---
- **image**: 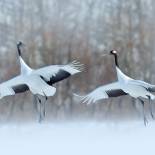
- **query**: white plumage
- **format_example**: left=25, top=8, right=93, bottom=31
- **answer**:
left=0, top=74, right=56, bottom=98
left=74, top=82, right=126, bottom=104
left=75, top=50, right=155, bottom=125
left=32, top=60, right=83, bottom=83
left=14, top=42, right=84, bottom=98
left=19, top=56, right=32, bottom=75
left=0, top=42, right=83, bottom=122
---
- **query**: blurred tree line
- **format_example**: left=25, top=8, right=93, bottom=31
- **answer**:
left=0, top=0, right=154, bottom=122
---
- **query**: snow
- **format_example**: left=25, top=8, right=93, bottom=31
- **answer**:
left=0, top=121, right=155, bottom=155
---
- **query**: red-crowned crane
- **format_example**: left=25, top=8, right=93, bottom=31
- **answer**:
left=75, top=50, right=155, bottom=125
left=1, top=42, right=83, bottom=122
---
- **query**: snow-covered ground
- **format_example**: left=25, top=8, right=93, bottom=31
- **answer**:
left=0, top=121, right=155, bottom=155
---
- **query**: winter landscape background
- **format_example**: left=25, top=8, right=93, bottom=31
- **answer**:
left=0, top=0, right=155, bottom=155
left=0, top=0, right=155, bottom=122
left=0, top=122, right=155, bottom=155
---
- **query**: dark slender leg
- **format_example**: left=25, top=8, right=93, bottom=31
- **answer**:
left=146, top=95, right=154, bottom=120
left=42, top=97, right=47, bottom=118
left=138, top=98, right=148, bottom=126
left=42, top=92, right=48, bottom=118
left=36, top=95, right=41, bottom=104
left=36, top=95, right=43, bottom=123
left=33, top=95, right=38, bottom=113
left=35, top=93, right=48, bottom=123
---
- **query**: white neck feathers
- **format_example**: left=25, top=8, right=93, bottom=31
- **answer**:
left=19, top=57, right=32, bottom=74
left=116, top=67, right=131, bottom=82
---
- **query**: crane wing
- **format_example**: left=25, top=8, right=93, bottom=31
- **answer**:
left=0, top=78, right=30, bottom=98
left=74, top=82, right=127, bottom=104
left=129, top=79, right=155, bottom=92
left=146, top=87, right=155, bottom=92
left=0, top=74, right=56, bottom=98
left=33, top=60, right=84, bottom=85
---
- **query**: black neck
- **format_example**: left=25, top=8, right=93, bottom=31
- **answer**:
left=114, top=54, right=119, bottom=67
left=17, top=45, right=21, bottom=56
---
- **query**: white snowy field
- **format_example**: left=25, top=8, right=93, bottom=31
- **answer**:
left=0, top=121, right=155, bottom=155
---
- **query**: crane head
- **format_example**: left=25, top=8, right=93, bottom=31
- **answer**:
left=109, top=50, right=117, bottom=55
left=17, top=41, right=24, bottom=48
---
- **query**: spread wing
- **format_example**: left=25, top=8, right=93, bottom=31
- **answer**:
left=74, top=82, right=127, bottom=104
left=129, top=80, right=155, bottom=92
left=0, top=77, right=30, bottom=98
left=33, top=60, right=84, bottom=85
left=0, top=74, right=57, bottom=98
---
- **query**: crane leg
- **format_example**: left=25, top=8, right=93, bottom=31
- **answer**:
left=36, top=95, right=43, bottom=123
left=36, top=93, right=48, bottom=123
left=33, top=95, right=38, bottom=113
left=146, top=95, right=154, bottom=120
left=138, top=98, right=148, bottom=126
left=42, top=92, right=48, bottom=118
